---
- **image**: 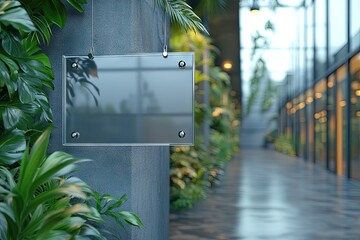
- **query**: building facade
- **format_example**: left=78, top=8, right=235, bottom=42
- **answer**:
left=279, top=0, right=360, bottom=179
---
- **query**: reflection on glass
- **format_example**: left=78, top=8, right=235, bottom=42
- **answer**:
left=63, top=53, right=194, bottom=145
left=306, top=3, right=314, bottom=86
left=351, top=0, right=360, bottom=51
left=314, top=79, right=326, bottom=167
left=336, top=65, right=347, bottom=175
left=306, top=88, right=314, bottom=161
left=315, top=0, right=326, bottom=77
left=329, top=0, right=347, bottom=64
left=328, top=74, right=336, bottom=172
left=299, top=94, right=306, bottom=157
left=350, top=53, right=360, bottom=179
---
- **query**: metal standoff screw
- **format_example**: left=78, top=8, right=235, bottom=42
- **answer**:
left=178, top=131, right=186, bottom=138
left=88, top=52, right=94, bottom=59
left=71, top=62, right=78, bottom=69
left=178, top=60, right=186, bottom=69
left=162, top=50, right=168, bottom=58
left=71, top=132, right=80, bottom=139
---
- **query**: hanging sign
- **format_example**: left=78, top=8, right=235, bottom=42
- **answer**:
left=62, top=53, right=194, bottom=146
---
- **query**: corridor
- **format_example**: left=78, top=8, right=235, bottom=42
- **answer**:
left=170, top=149, right=360, bottom=240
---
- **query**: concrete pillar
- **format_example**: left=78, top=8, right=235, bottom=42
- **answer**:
left=45, top=1, right=169, bottom=239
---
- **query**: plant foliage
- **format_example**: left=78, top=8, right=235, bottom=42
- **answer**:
left=0, top=1, right=145, bottom=238
left=169, top=30, right=239, bottom=211
left=154, top=0, right=208, bottom=34
left=0, top=128, right=105, bottom=239
left=0, top=128, right=143, bottom=239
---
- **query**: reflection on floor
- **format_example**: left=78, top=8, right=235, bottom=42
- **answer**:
left=170, top=149, right=360, bottom=240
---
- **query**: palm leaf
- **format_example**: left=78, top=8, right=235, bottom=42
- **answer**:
left=155, top=0, right=208, bottom=34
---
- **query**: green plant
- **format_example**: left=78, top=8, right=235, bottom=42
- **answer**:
left=0, top=128, right=143, bottom=239
left=154, top=0, right=208, bottom=34
left=87, top=192, right=143, bottom=239
left=0, top=1, right=54, bottom=144
left=0, top=0, right=209, bottom=164
left=170, top=184, right=206, bottom=210
left=0, top=128, right=102, bottom=239
left=274, top=134, right=296, bottom=156
left=0, top=0, right=89, bottom=165
left=169, top=28, right=239, bottom=211
left=245, top=17, right=279, bottom=116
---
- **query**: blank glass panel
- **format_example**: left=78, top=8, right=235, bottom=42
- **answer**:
left=63, top=53, right=194, bottom=145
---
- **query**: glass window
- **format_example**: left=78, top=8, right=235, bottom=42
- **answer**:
left=280, top=107, right=287, bottom=136
left=328, top=74, right=336, bottom=172
left=351, top=0, right=360, bottom=51
left=306, top=88, right=314, bottom=161
left=298, top=94, right=306, bottom=157
left=306, top=4, right=314, bottom=86
left=329, top=0, right=347, bottom=64
left=350, top=53, right=360, bottom=179
left=314, top=79, right=327, bottom=167
left=336, top=65, right=348, bottom=176
left=315, top=0, right=327, bottom=77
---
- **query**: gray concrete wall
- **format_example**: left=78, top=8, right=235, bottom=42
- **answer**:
left=45, top=1, right=169, bottom=239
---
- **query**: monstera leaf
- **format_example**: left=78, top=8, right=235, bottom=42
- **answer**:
left=0, top=129, right=26, bottom=166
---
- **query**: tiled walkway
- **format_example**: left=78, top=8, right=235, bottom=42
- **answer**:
left=170, top=149, right=360, bottom=240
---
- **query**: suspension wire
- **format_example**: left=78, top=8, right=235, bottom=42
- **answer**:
left=162, top=10, right=168, bottom=58
left=88, top=0, right=94, bottom=59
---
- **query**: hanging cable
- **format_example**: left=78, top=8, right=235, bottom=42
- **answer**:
left=88, top=0, right=95, bottom=59
left=162, top=10, right=168, bottom=58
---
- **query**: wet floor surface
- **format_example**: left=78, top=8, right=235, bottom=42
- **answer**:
left=170, top=149, right=360, bottom=240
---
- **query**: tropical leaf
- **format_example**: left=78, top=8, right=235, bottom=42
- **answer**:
left=29, top=15, right=52, bottom=44
left=0, top=129, right=26, bottom=165
left=155, top=0, right=208, bottom=34
left=0, top=1, right=36, bottom=32
left=117, top=211, right=143, bottom=227
left=0, top=129, right=105, bottom=239
left=42, top=0, right=66, bottom=28
left=2, top=105, right=34, bottom=130
left=67, top=0, right=88, bottom=13
left=87, top=192, right=144, bottom=238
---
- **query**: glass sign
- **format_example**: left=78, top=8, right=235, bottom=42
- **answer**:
left=63, top=53, right=194, bottom=146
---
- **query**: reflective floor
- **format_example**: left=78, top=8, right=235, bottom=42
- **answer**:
left=170, top=149, right=360, bottom=240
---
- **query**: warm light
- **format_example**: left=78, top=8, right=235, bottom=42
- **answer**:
left=320, top=110, right=327, bottom=117
left=328, top=81, right=334, bottom=88
left=299, top=102, right=305, bottom=109
left=222, top=60, right=233, bottom=71
left=250, top=0, right=260, bottom=13
left=212, top=107, right=223, bottom=117
left=356, top=90, right=360, bottom=96
left=306, top=97, right=314, bottom=104
left=319, top=117, right=327, bottom=123
left=315, top=92, right=322, bottom=99
left=356, top=111, right=360, bottom=117
left=352, top=81, right=359, bottom=90
left=314, top=113, right=321, bottom=119
left=290, top=108, right=296, bottom=114
left=286, top=102, right=292, bottom=109
left=352, top=97, right=357, bottom=104
left=339, top=100, right=347, bottom=107
left=232, top=120, right=240, bottom=127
